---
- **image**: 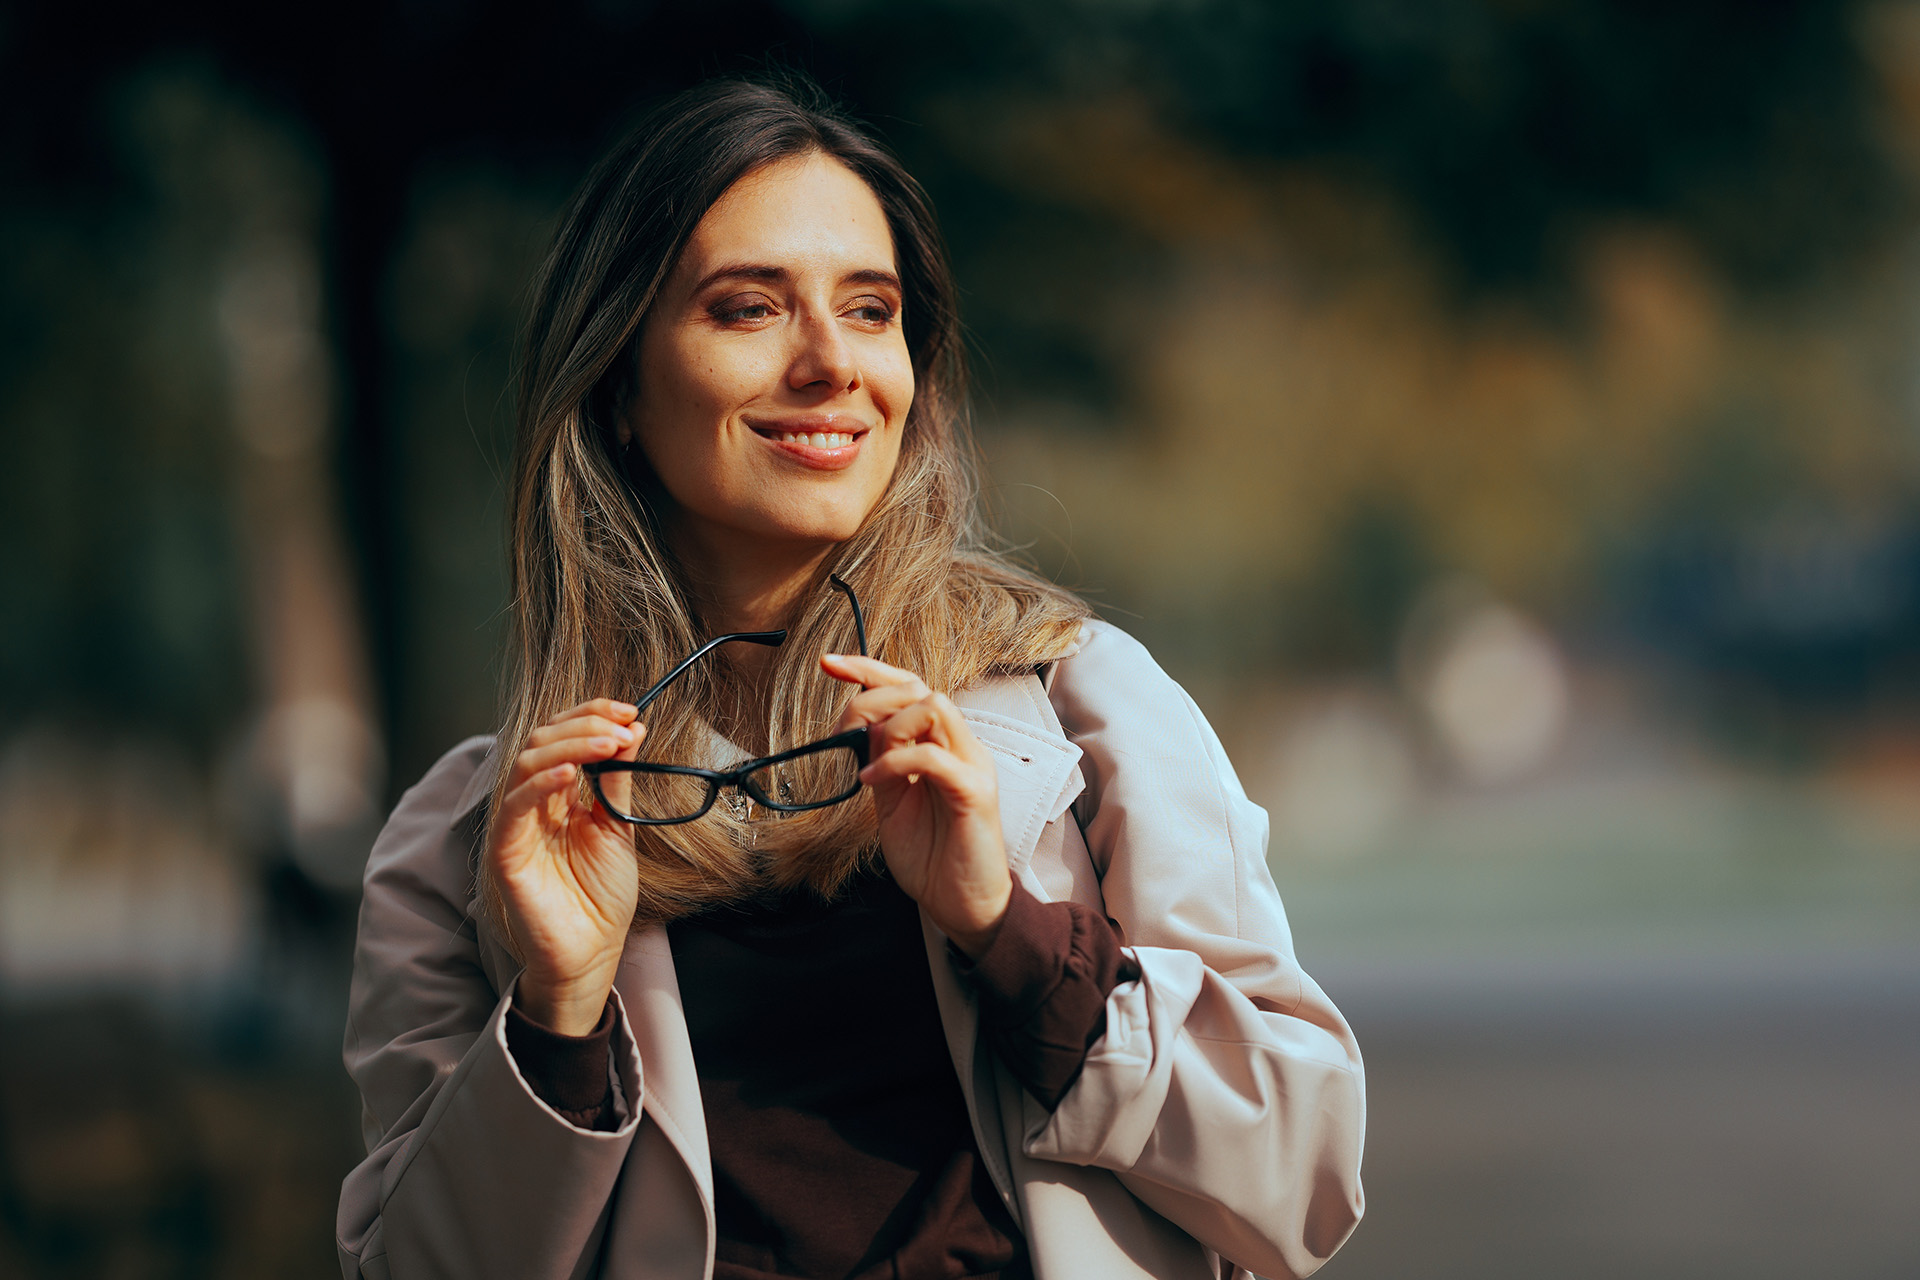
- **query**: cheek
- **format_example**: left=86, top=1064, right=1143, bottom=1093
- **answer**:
left=648, top=336, right=765, bottom=421
left=872, top=347, right=916, bottom=429
left=632, top=336, right=773, bottom=483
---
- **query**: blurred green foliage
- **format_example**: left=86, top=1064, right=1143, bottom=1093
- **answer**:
left=0, top=65, right=259, bottom=751
left=1, top=0, right=1915, bottom=779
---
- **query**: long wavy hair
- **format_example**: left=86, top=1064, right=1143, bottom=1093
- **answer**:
left=483, top=78, right=1088, bottom=931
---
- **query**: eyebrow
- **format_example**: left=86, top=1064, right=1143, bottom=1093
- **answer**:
left=691, top=263, right=903, bottom=294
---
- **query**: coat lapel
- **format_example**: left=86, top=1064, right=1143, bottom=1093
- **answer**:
left=914, top=675, right=1087, bottom=1231
left=613, top=926, right=711, bottom=1204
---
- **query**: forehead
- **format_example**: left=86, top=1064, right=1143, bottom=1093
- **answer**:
left=678, top=152, right=897, bottom=277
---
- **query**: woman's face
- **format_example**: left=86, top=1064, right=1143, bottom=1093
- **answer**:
left=627, top=151, right=913, bottom=566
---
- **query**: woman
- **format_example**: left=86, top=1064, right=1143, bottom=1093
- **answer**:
left=337, top=79, right=1364, bottom=1280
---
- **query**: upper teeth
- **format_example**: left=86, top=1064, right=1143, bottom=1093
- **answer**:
left=778, top=431, right=853, bottom=448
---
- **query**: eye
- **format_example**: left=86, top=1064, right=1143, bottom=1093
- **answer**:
left=712, top=295, right=778, bottom=326
left=845, top=296, right=897, bottom=326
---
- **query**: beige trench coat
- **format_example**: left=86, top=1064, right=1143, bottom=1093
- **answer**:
left=336, top=620, right=1366, bottom=1280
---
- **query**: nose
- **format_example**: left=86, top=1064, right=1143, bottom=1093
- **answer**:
left=786, top=310, right=860, bottom=396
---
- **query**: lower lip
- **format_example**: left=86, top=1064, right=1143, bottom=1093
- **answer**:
left=754, top=431, right=867, bottom=471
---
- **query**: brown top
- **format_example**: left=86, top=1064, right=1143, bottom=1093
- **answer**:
left=507, top=868, right=1136, bottom=1280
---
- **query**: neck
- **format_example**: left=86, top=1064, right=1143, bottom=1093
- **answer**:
left=669, top=520, right=836, bottom=662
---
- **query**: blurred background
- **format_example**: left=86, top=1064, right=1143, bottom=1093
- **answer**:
left=3, top=1, right=1917, bottom=1276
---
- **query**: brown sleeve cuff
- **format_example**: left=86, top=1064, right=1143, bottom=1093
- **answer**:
left=504, top=995, right=619, bottom=1132
left=953, top=879, right=1141, bottom=1111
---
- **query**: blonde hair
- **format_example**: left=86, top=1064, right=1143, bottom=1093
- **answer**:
left=484, top=79, right=1087, bottom=931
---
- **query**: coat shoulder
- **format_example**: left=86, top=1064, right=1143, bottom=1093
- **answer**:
left=1048, top=619, right=1211, bottom=746
left=360, top=735, right=496, bottom=920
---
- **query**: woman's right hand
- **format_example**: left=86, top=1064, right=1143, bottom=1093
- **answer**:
left=486, top=698, right=644, bottom=1036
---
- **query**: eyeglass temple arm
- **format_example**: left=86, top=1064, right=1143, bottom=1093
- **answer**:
left=827, top=574, right=868, bottom=657
left=633, top=630, right=786, bottom=715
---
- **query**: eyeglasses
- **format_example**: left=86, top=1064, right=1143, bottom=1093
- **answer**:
left=582, top=575, right=871, bottom=825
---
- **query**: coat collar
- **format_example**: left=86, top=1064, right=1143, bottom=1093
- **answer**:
left=952, top=677, right=1084, bottom=874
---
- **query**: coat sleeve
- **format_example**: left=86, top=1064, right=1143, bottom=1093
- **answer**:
left=1032, top=623, right=1366, bottom=1280
left=336, top=737, right=646, bottom=1280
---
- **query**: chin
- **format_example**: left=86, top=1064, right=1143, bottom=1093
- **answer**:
left=777, top=517, right=869, bottom=547
left=755, top=495, right=882, bottom=546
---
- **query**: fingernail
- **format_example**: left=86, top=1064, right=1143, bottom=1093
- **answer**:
left=611, top=700, right=637, bottom=716
left=614, top=725, right=636, bottom=743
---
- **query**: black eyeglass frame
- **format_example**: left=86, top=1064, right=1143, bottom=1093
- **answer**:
left=582, top=575, right=871, bottom=826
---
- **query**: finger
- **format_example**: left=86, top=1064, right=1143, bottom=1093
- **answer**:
left=527, top=714, right=643, bottom=750
left=516, top=734, right=632, bottom=780
left=549, top=698, right=639, bottom=728
left=493, top=762, right=580, bottom=859
left=873, top=693, right=996, bottom=769
left=870, top=698, right=951, bottom=751
left=831, top=681, right=929, bottom=732
left=820, top=653, right=929, bottom=692
left=860, top=742, right=993, bottom=805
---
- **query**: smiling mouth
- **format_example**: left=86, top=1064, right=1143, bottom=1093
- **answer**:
left=748, top=423, right=870, bottom=470
left=762, top=429, right=859, bottom=449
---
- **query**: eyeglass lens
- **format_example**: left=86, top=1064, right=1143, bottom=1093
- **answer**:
left=739, top=744, right=864, bottom=811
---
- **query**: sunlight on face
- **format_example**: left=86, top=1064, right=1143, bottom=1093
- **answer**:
left=628, top=152, right=913, bottom=568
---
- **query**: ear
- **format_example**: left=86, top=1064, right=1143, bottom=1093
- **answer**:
left=598, top=337, right=642, bottom=455
left=611, top=385, right=643, bottom=459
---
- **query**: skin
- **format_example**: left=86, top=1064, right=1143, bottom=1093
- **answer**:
left=487, top=153, right=1013, bottom=1036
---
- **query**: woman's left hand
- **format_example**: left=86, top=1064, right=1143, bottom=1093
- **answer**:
left=823, top=653, right=1010, bottom=957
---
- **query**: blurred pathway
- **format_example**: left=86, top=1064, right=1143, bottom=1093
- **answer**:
left=1316, top=947, right=1920, bottom=1279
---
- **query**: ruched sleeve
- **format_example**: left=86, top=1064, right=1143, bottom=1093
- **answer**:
left=954, top=878, right=1140, bottom=1110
